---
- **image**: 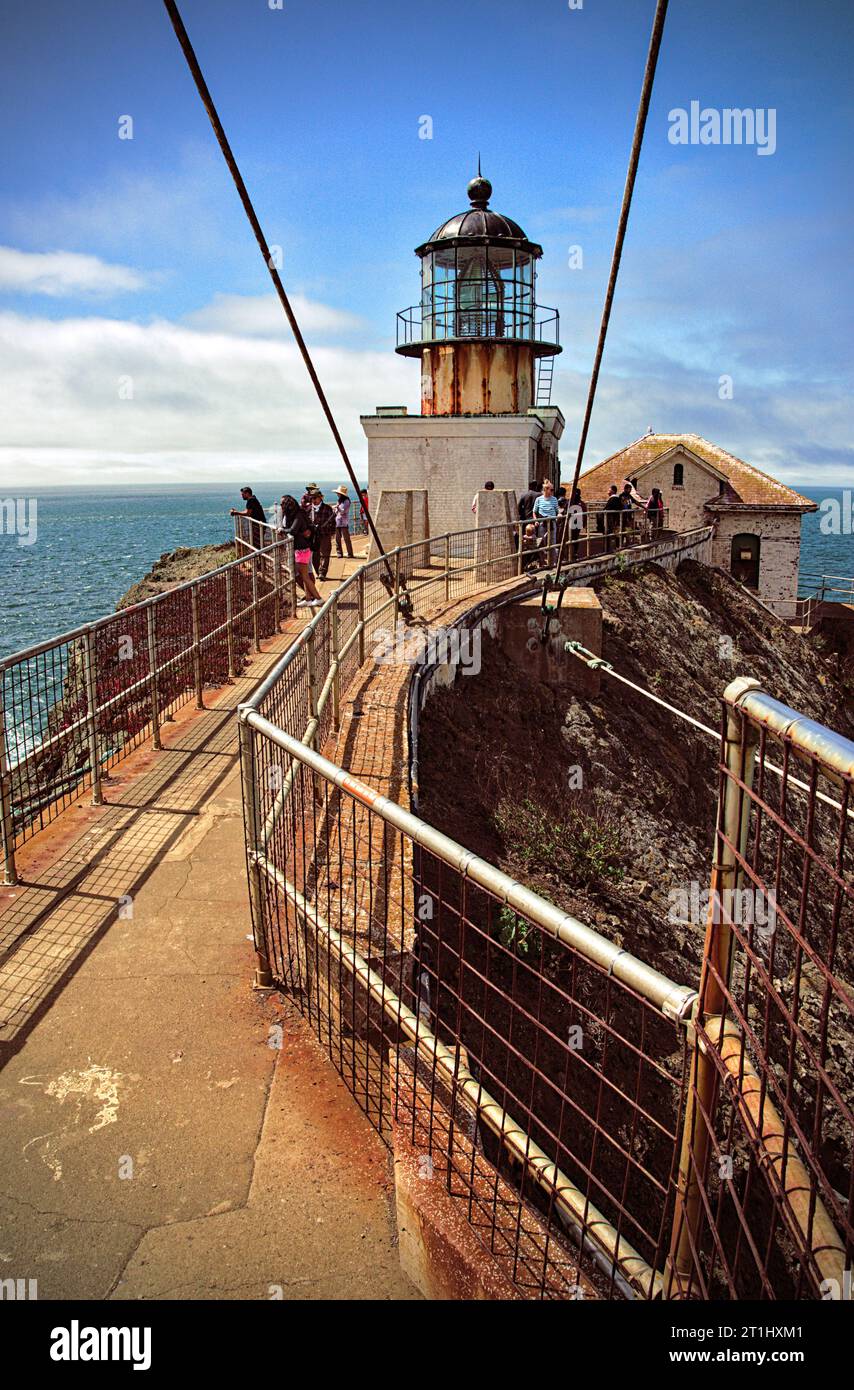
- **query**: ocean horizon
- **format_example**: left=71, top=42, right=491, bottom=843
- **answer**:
left=0, top=481, right=851, bottom=662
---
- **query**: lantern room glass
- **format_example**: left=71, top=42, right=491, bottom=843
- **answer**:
left=420, top=246, right=535, bottom=342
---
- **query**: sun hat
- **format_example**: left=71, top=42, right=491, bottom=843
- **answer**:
left=335, top=485, right=349, bottom=496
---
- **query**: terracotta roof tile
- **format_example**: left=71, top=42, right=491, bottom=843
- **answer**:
left=574, top=434, right=816, bottom=510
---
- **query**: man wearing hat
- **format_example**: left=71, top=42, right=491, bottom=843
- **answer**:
left=334, top=485, right=353, bottom=558
left=300, top=482, right=321, bottom=511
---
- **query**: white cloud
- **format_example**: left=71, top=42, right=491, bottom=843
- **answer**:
left=0, top=246, right=152, bottom=298
left=183, top=292, right=364, bottom=339
left=0, top=306, right=415, bottom=486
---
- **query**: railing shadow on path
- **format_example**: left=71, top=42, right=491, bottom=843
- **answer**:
left=0, top=643, right=291, bottom=1061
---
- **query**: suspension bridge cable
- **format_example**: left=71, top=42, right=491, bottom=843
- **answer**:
left=160, top=0, right=399, bottom=593
left=550, top=0, right=670, bottom=588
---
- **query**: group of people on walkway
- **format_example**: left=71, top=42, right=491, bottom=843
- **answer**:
left=230, top=483, right=369, bottom=609
left=504, top=476, right=665, bottom=568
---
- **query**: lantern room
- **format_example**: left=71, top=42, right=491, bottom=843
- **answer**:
left=396, top=171, right=561, bottom=416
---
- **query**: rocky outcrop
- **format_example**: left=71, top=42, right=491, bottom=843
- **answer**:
left=115, top=543, right=235, bottom=609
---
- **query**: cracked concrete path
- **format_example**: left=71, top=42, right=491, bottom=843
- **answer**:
left=0, top=593, right=417, bottom=1301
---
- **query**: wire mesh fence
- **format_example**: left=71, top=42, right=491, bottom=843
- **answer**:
left=243, top=714, right=696, bottom=1300
left=1, top=539, right=294, bottom=879
left=239, top=520, right=710, bottom=1299
left=240, top=528, right=853, bottom=1302
left=667, top=684, right=854, bottom=1300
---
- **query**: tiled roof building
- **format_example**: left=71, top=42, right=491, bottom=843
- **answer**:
left=576, top=433, right=816, bottom=617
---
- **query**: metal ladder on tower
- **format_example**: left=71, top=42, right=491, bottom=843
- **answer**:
left=535, top=354, right=555, bottom=408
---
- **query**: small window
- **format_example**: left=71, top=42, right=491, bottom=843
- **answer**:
left=673, top=462, right=684, bottom=487
left=719, top=478, right=726, bottom=495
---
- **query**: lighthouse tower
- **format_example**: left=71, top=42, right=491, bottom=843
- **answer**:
left=362, top=171, right=563, bottom=542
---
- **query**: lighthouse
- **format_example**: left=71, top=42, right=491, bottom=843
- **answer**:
left=362, top=171, right=564, bottom=542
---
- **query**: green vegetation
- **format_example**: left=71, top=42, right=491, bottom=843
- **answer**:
left=493, top=793, right=626, bottom=891
left=497, top=906, right=538, bottom=957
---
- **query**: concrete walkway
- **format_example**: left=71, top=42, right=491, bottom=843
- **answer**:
left=0, top=547, right=417, bottom=1300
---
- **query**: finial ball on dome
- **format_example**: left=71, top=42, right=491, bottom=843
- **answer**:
left=467, top=173, right=492, bottom=208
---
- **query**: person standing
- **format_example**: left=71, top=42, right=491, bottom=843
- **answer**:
left=604, top=484, right=623, bottom=552
left=334, top=485, right=354, bottom=557
left=533, top=479, right=559, bottom=560
left=230, top=486, right=267, bottom=549
left=517, top=479, right=540, bottom=554
left=619, top=481, right=637, bottom=545
left=518, top=479, right=540, bottom=522
left=280, top=495, right=323, bottom=607
left=309, top=491, right=335, bottom=580
left=566, top=487, right=587, bottom=562
left=646, top=486, right=665, bottom=533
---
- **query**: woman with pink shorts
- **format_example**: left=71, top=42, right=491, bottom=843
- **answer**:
left=279, top=495, right=323, bottom=607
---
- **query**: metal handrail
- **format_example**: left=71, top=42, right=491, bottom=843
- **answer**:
left=0, top=534, right=295, bottom=883
left=396, top=301, right=560, bottom=349
left=244, top=709, right=692, bottom=1298
left=237, top=520, right=718, bottom=1298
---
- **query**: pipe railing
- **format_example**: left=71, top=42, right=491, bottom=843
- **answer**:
left=1, top=534, right=295, bottom=884
left=238, top=519, right=852, bottom=1301
left=236, top=520, right=727, bottom=1299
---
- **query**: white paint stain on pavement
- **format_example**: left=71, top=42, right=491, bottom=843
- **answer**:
left=19, top=1063, right=124, bottom=1180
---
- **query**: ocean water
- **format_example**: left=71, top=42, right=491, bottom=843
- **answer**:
left=0, top=482, right=343, bottom=662
left=0, top=482, right=851, bottom=662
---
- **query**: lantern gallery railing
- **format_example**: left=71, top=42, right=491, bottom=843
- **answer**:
left=0, top=536, right=295, bottom=884
left=396, top=301, right=560, bottom=352
left=237, top=520, right=853, bottom=1300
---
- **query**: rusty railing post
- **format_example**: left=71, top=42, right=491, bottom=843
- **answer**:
left=331, top=592, right=341, bottom=732
left=0, top=667, right=18, bottom=886
left=393, top=547, right=401, bottom=629
left=251, top=551, right=261, bottom=653
left=190, top=583, right=204, bottom=710
left=82, top=626, right=103, bottom=806
left=238, top=712, right=273, bottom=990
left=146, top=604, right=161, bottom=751
left=273, top=542, right=283, bottom=631
left=444, top=534, right=451, bottom=601
left=286, top=538, right=298, bottom=618
left=357, top=568, right=366, bottom=666
left=665, top=676, right=761, bottom=1298
left=225, top=566, right=236, bottom=680
left=306, top=624, right=318, bottom=749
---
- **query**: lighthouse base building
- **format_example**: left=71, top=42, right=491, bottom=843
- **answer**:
left=362, top=405, right=564, bottom=541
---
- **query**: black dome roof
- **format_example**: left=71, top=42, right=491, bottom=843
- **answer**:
left=429, top=206, right=528, bottom=241
left=418, top=173, right=538, bottom=252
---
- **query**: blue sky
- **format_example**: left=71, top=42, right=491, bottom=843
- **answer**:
left=0, top=0, right=851, bottom=487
